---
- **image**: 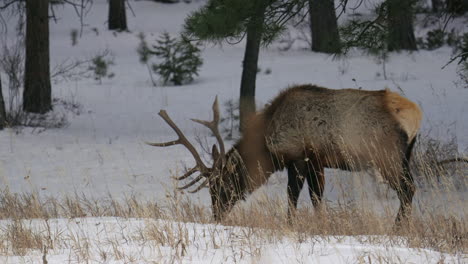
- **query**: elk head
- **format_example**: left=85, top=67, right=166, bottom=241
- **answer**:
left=147, top=97, right=246, bottom=221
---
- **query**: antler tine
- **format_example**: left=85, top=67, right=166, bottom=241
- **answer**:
left=172, top=167, right=198, bottom=181
left=147, top=110, right=210, bottom=174
left=177, top=174, right=205, bottom=190
left=146, top=140, right=179, bottom=147
left=191, top=96, right=226, bottom=161
left=187, top=179, right=209, bottom=193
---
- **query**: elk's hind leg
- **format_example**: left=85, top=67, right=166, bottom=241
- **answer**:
left=393, top=136, right=417, bottom=227
left=287, top=159, right=325, bottom=222
left=287, top=161, right=306, bottom=221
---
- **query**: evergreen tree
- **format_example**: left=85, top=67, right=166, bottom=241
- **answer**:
left=138, top=32, right=203, bottom=86
left=152, top=33, right=202, bottom=85
left=176, top=36, right=203, bottom=85
left=108, top=0, right=127, bottom=31
left=446, top=0, right=468, bottom=14
left=238, top=2, right=266, bottom=131
left=341, top=0, right=417, bottom=52
left=308, top=0, right=341, bottom=53
left=387, top=0, right=417, bottom=51
left=184, top=0, right=309, bottom=130
left=0, top=75, right=6, bottom=130
left=432, top=0, right=443, bottom=12
left=1, top=0, right=90, bottom=116
left=23, top=0, right=52, bottom=113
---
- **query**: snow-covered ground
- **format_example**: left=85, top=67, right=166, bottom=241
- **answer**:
left=0, top=0, right=467, bottom=263
left=0, top=217, right=463, bottom=263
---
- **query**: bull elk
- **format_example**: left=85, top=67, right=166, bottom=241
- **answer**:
left=148, top=85, right=423, bottom=225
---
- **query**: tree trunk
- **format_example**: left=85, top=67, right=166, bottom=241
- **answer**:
left=446, top=0, right=468, bottom=14
left=239, top=3, right=266, bottom=131
left=309, top=0, right=341, bottom=53
left=432, top=0, right=443, bottom=12
left=0, top=75, right=6, bottom=130
left=387, top=0, right=417, bottom=51
left=23, top=0, right=52, bottom=114
left=108, top=0, right=127, bottom=31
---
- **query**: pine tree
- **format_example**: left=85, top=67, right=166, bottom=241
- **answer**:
left=432, top=0, right=443, bottom=12
left=152, top=33, right=176, bottom=84
left=138, top=32, right=203, bottom=86
left=446, top=0, right=468, bottom=15
left=23, top=0, right=52, bottom=113
left=239, top=2, right=266, bottom=131
left=184, top=0, right=309, bottom=130
left=340, top=0, right=417, bottom=52
left=0, top=75, right=6, bottom=130
left=387, top=0, right=417, bottom=51
left=308, top=0, right=341, bottom=53
left=108, top=0, right=127, bottom=31
left=176, top=36, right=203, bottom=84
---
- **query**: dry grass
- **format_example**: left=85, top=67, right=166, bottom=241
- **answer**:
left=0, top=139, right=466, bottom=262
left=412, top=131, right=467, bottom=186
left=0, top=220, right=44, bottom=256
left=0, top=189, right=465, bottom=262
left=1, top=184, right=464, bottom=257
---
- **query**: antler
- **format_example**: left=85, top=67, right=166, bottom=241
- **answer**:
left=147, top=110, right=211, bottom=192
left=191, top=96, right=226, bottom=165
left=147, top=97, right=226, bottom=193
left=437, top=157, right=468, bottom=166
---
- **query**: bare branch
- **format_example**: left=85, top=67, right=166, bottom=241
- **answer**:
left=0, top=0, right=19, bottom=10
left=51, top=58, right=92, bottom=82
left=126, top=0, right=136, bottom=17
left=62, top=0, right=93, bottom=36
left=442, top=51, right=468, bottom=68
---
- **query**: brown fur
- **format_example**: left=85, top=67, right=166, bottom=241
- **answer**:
left=234, top=85, right=421, bottom=191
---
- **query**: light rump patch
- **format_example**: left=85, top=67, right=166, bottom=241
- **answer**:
left=383, top=89, right=423, bottom=141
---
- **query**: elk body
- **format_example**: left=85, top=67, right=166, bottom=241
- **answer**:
left=149, top=84, right=422, bottom=225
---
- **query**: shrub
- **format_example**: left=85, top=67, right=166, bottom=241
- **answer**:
left=70, top=29, right=78, bottom=46
left=137, top=32, right=203, bottom=86
left=0, top=39, right=25, bottom=126
left=340, top=15, right=389, bottom=79
left=220, top=99, right=240, bottom=140
left=425, top=29, right=445, bottom=50
left=446, top=0, right=468, bottom=15
left=457, top=61, right=468, bottom=88
left=419, top=30, right=468, bottom=54
left=455, top=33, right=468, bottom=54
left=88, top=50, right=114, bottom=84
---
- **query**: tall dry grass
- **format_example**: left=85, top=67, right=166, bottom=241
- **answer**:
left=0, top=136, right=466, bottom=260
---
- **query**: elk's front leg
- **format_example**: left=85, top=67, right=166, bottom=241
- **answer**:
left=304, top=161, right=325, bottom=208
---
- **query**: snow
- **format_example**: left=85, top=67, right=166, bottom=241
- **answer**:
left=0, top=0, right=467, bottom=263
left=0, top=217, right=462, bottom=263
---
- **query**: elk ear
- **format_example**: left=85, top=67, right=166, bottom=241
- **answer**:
left=212, top=144, right=220, bottom=163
